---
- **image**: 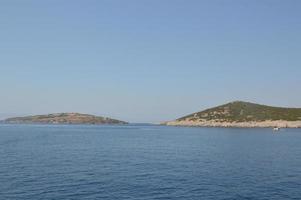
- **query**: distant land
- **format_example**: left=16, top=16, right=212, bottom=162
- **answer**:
left=3, top=113, right=127, bottom=125
left=164, top=101, right=301, bottom=128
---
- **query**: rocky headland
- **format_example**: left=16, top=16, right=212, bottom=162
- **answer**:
left=164, top=101, right=301, bottom=128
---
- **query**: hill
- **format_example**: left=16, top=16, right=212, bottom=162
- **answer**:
left=165, top=101, right=301, bottom=128
left=4, top=113, right=127, bottom=125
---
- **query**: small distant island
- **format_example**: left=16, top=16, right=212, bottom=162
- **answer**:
left=4, top=113, right=128, bottom=125
left=163, top=101, right=301, bottom=128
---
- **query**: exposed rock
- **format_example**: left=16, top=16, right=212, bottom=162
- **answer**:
left=164, top=101, right=301, bottom=128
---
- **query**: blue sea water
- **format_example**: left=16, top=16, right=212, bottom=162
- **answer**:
left=0, top=124, right=301, bottom=200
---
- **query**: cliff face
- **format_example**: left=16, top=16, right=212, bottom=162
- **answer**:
left=165, top=101, right=301, bottom=128
left=4, top=113, right=128, bottom=125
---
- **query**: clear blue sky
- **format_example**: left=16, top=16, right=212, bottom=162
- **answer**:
left=0, top=0, right=301, bottom=123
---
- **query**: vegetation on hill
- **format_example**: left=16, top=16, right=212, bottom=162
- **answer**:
left=4, top=113, right=127, bottom=125
left=178, top=101, right=301, bottom=122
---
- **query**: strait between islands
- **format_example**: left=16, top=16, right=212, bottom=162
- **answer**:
left=163, top=101, right=301, bottom=128
left=3, top=101, right=301, bottom=128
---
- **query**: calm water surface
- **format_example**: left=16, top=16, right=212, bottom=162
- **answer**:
left=0, top=124, right=301, bottom=200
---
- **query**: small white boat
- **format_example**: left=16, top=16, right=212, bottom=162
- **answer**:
left=273, top=127, right=280, bottom=131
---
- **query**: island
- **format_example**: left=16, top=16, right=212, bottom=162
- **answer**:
left=163, top=101, right=301, bottom=128
left=4, top=113, right=128, bottom=125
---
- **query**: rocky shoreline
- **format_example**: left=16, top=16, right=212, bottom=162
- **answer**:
left=165, top=120, right=301, bottom=128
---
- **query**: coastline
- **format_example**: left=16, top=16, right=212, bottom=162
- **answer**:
left=165, top=120, right=301, bottom=128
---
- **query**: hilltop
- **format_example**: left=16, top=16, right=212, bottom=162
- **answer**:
left=4, top=113, right=127, bottom=125
left=165, top=101, right=301, bottom=128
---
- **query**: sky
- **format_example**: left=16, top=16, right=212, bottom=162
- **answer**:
left=0, top=0, right=301, bottom=123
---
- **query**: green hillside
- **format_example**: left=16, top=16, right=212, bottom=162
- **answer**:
left=178, top=101, right=301, bottom=122
left=4, top=113, right=128, bottom=125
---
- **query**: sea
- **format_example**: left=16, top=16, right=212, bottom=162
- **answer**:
left=0, top=124, right=301, bottom=200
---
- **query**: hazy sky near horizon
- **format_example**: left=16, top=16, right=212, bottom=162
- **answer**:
left=1, top=0, right=301, bottom=122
